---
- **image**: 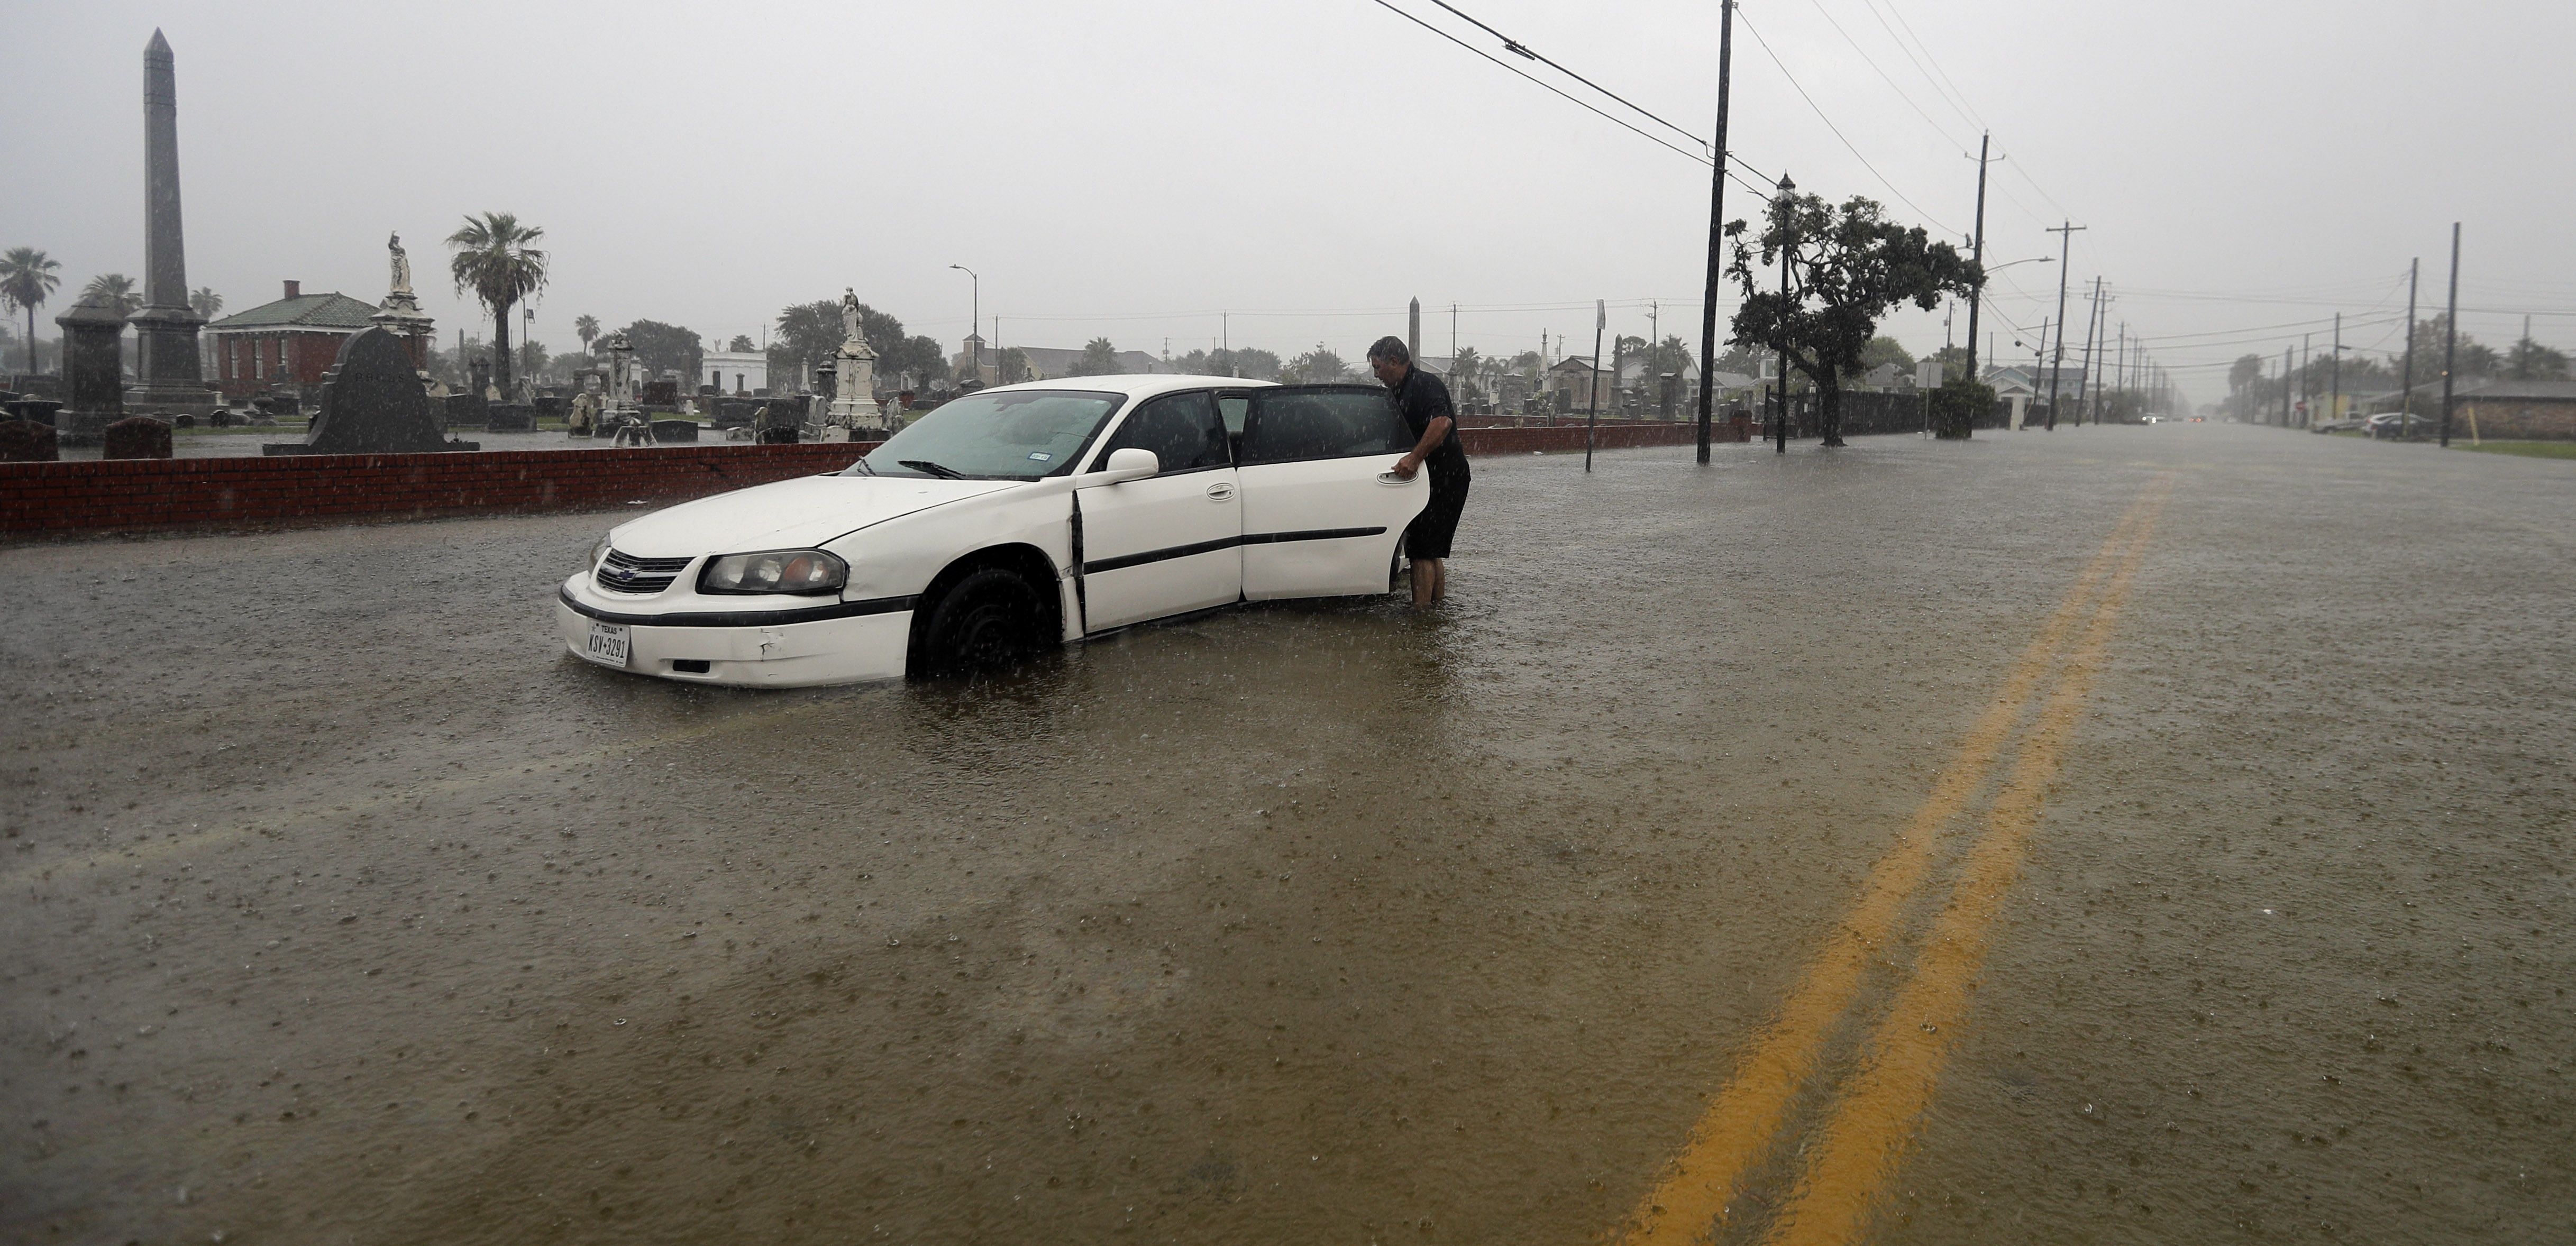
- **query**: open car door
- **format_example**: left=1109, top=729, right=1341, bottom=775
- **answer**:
left=1225, top=385, right=1427, bottom=600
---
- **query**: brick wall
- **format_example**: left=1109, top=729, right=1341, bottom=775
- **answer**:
left=2, top=442, right=876, bottom=536
left=2, top=423, right=1732, bottom=538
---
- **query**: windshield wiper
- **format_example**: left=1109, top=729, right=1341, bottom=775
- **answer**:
left=899, top=459, right=967, bottom=480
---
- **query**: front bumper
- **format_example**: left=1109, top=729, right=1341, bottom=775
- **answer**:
left=556, top=581, right=913, bottom=687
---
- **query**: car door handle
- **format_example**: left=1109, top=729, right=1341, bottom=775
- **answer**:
left=1205, top=481, right=1236, bottom=501
left=1376, top=471, right=1414, bottom=485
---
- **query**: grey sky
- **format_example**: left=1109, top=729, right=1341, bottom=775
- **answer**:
left=11, top=1, right=2570, bottom=402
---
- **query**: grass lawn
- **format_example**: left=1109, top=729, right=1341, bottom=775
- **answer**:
left=2450, top=440, right=2576, bottom=460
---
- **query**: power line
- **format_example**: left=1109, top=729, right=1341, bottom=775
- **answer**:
left=1857, top=0, right=1987, bottom=133
left=1366, top=0, right=1711, bottom=167
left=1799, top=0, right=1967, bottom=149
left=1423, top=0, right=1710, bottom=154
left=1734, top=6, right=1960, bottom=234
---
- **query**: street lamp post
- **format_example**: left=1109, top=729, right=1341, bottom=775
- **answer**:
left=949, top=264, right=979, bottom=385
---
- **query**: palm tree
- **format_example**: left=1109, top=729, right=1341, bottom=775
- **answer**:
left=1, top=248, right=62, bottom=372
left=445, top=212, right=549, bottom=390
left=83, top=273, right=142, bottom=316
left=1451, top=345, right=1483, bottom=398
left=190, top=286, right=223, bottom=319
left=574, top=314, right=599, bottom=355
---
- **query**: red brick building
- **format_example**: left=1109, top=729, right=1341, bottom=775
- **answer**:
left=203, top=281, right=404, bottom=399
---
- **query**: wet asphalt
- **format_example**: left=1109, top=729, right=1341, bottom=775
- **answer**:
left=3, top=424, right=2570, bottom=1245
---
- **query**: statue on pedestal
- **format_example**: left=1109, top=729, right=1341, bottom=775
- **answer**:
left=840, top=288, right=864, bottom=348
left=388, top=232, right=415, bottom=297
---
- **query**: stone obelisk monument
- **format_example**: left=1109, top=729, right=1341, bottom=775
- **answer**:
left=124, top=30, right=218, bottom=420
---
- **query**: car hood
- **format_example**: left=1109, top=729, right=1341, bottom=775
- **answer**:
left=609, top=473, right=1023, bottom=556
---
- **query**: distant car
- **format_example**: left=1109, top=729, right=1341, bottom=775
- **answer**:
left=556, top=375, right=1429, bottom=687
left=2312, top=417, right=2369, bottom=434
left=2141, top=415, right=2163, bottom=424
left=2365, top=411, right=2436, bottom=439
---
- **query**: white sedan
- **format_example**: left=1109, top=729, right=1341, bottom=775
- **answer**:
left=556, top=375, right=1429, bottom=686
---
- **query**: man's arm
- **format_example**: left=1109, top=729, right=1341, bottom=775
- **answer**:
left=1392, top=378, right=1454, bottom=480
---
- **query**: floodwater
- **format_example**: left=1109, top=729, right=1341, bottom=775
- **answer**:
left=4, top=426, right=2570, bottom=1244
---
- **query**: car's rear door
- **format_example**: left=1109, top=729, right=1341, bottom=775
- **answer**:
left=1229, top=385, right=1426, bottom=600
left=1074, top=389, right=1242, bottom=630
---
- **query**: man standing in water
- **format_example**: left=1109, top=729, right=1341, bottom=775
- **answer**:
left=1369, top=336, right=1470, bottom=607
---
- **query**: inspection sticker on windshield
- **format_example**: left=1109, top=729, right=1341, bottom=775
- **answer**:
left=583, top=621, right=631, bottom=668
left=1027, top=451, right=1052, bottom=461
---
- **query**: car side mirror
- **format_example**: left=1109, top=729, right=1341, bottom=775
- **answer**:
left=1080, top=447, right=1158, bottom=487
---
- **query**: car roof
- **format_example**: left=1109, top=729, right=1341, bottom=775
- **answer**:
left=971, top=373, right=1281, bottom=400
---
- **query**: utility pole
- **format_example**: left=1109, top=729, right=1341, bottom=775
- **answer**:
left=1964, top=133, right=1990, bottom=386
left=1585, top=299, right=1604, bottom=472
left=2440, top=222, right=2461, bottom=447
left=2331, top=312, right=2342, bottom=426
left=2398, top=258, right=2419, bottom=439
left=1695, top=0, right=1736, bottom=464
left=2281, top=346, right=2292, bottom=427
left=1774, top=171, right=1795, bottom=454
left=2030, top=318, right=2048, bottom=430
left=949, top=264, right=979, bottom=383
left=2299, top=333, right=2310, bottom=428
left=2043, top=222, right=2085, bottom=430
left=2071, top=275, right=2091, bottom=425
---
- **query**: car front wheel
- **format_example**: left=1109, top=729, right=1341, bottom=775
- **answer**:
left=915, top=567, right=1047, bottom=676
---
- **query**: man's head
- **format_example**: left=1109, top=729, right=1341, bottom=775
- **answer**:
left=1367, top=336, right=1411, bottom=386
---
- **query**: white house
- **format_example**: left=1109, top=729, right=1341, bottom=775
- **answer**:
left=705, top=350, right=768, bottom=395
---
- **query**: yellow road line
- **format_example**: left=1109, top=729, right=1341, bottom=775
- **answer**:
left=4, top=700, right=826, bottom=888
left=1616, top=482, right=2172, bottom=1244
left=1758, top=484, right=2168, bottom=1246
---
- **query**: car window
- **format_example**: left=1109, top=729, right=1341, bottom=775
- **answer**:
left=847, top=389, right=1125, bottom=480
left=1217, top=395, right=1249, bottom=436
left=1093, top=391, right=1229, bottom=474
left=1238, top=387, right=1411, bottom=466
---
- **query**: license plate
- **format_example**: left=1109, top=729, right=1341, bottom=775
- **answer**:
left=583, top=621, right=631, bottom=668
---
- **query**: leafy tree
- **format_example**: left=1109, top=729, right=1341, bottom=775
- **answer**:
left=727, top=334, right=755, bottom=352
left=882, top=335, right=951, bottom=388
left=618, top=319, right=701, bottom=382
left=574, top=314, right=599, bottom=354
left=997, top=347, right=1031, bottom=386
left=2227, top=354, right=2266, bottom=419
left=1929, top=344, right=1971, bottom=384
left=773, top=298, right=917, bottom=386
left=1070, top=337, right=1122, bottom=377
left=2, top=247, right=63, bottom=371
left=1725, top=193, right=1976, bottom=446
left=189, top=286, right=223, bottom=319
left=445, top=212, right=549, bottom=391
left=1214, top=346, right=1279, bottom=380
left=1853, top=335, right=1915, bottom=383
left=1285, top=345, right=1348, bottom=383
left=2509, top=335, right=2570, bottom=381
left=84, top=273, right=142, bottom=316
left=1711, top=341, right=1763, bottom=377
left=518, top=337, right=549, bottom=380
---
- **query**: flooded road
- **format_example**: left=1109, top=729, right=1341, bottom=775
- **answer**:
left=6, top=425, right=2571, bottom=1244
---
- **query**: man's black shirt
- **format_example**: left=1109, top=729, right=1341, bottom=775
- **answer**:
left=1388, top=365, right=1468, bottom=474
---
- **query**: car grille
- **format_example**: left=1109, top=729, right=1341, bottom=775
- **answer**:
left=595, top=549, right=693, bottom=594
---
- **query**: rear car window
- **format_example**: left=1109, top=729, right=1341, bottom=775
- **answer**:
left=1238, top=388, right=1411, bottom=465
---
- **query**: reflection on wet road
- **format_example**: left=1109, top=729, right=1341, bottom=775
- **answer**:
left=5, top=426, right=2571, bottom=1244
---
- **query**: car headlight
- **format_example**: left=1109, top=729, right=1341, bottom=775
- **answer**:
left=699, top=549, right=848, bottom=595
left=587, top=536, right=611, bottom=573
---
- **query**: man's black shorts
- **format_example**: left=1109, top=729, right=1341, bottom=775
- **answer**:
left=1405, top=464, right=1471, bottom=561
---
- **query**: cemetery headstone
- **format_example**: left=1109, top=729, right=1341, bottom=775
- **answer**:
left=102, top=416, right=175, bottom=460
left=4, top=398, right=65, bottom=427
left=0, top=419, right=60, bottom=462
left=641, top=380, right=679, bottom=409
left=54, top=294, right=128, bottom=442
left=486, top=403, right=536, bottom=433
left=650, top=419, right=699, bottom=443
left=264, top=326, right=476, bottom=455
left=445, top=392, right=488, bottom=427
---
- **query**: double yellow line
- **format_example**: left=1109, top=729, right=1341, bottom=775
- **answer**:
left=1619, top=475, right=2175, bottom=1246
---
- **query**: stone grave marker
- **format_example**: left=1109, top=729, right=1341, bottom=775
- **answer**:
left=649, top=419, right=699, bottom=442
left=265, top=327, right=476, bottom=455
left=55, top=294, right=128, bottom=443
left=486, top=403, right=536, bottom=432
left=641, top=380, right=680, bottom=410
left=103, top=416, right=175, bottom=460
left=0, top=420, right=60, bottom=461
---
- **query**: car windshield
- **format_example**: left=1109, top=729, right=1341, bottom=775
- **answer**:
left=847, top=390, right=1126, bottom=480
